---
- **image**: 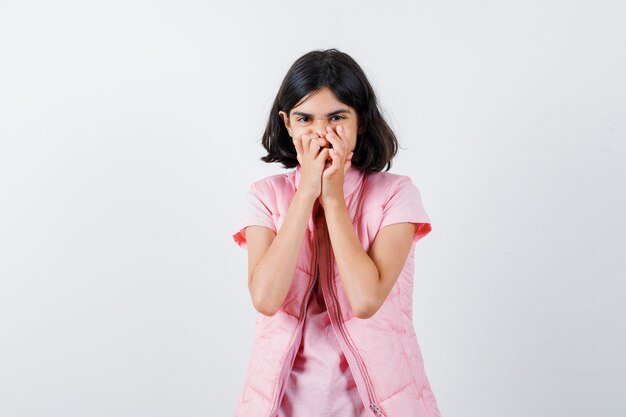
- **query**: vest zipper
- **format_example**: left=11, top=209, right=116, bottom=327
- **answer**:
left=321, top=221, right=386, bottom=417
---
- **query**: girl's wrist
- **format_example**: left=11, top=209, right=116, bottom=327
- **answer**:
left=321, top=196, right=346, bottom=212
left=294, top=188, right=318, bottom=206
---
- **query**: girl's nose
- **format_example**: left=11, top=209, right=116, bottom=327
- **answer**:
left=313, top=120, right=330, bottom=138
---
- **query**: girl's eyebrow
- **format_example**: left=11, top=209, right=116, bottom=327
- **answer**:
left=292, top=109, right=351, bottom=118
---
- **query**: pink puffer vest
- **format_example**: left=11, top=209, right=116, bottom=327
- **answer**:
left=232, top=165, right=442, bottom=417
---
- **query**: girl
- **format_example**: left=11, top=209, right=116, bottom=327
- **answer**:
left=232, top=49, right=442, bottom=417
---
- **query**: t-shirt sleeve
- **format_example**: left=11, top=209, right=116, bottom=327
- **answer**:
left=380, top=177, right=432, bottom=243
left=232, top=182, right=277, bottom=250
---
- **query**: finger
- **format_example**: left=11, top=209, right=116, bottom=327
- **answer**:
left=300, top=132, right=319, bottom=147
left=326, top=127, right=347, bottom=155
left=336, top=125, right=350, bottom=143
left=310, top=137, right=327, bottom=155
left=343, top=158, right=352, bottom=174
left=323, top=156, right=333, bottom=173
left=328, top=153, right=340, bottom=175
left=316, top=147, right=330, bottom=163
left=324, top=128, right=346, bottom=157
left=300, top=133, right=319, bottom=155
left=329, top=125, right=349, bottom=148
left=293, top=138, right=304, bottom=157
left=328, top=148, right=340, bottom=170
left=321, top=150, right=333, bottom=171
left=303, top=132, right=323, bottom=141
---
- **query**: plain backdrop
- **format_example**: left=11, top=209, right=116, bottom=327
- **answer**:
left=1, top=1, right=624, bottom=416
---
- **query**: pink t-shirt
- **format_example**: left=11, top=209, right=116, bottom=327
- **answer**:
left=277, top=277, right=368, bottom=417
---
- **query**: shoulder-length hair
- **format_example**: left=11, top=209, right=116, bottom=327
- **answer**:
left=260, top=48, right=398, bottom=172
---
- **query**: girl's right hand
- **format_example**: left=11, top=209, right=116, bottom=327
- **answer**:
left=293, top=132, right=330, bottom=200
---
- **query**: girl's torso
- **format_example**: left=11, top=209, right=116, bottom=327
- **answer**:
left=233, top=165, right=441, bottom=417
left=277, top=277, right=368, bottom=417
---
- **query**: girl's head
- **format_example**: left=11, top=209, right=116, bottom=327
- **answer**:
left=261, top=48, right=398, bottom=172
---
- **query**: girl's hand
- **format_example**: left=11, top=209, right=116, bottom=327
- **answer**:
left=293, top=132, right=331, bottom=200
left=320, top=125, right=354, bottom=209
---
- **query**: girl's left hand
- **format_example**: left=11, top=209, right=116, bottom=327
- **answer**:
left=320, top=125, right=354, bottom=209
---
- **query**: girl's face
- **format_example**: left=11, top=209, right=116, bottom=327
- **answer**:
left=279, top=86, right=361, bottom=154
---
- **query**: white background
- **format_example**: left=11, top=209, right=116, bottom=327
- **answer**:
left=1, top=1, right=624, bottom=416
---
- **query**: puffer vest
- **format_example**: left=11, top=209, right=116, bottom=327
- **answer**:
left=232, top=165, right=442, bottom=417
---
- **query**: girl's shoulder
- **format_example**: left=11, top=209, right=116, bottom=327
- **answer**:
left=365, top=169, right=413, bottom=185
left=364, top=170, right=422, bottom=199
left=247, top=169, right=297, bottom=198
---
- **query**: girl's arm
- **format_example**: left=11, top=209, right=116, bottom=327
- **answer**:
left=324, top=199, right=415, bottom=319
left=245, top=189, right=317, bottom=316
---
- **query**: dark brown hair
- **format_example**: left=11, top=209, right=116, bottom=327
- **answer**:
left=260, top=48, right=398, bottom=172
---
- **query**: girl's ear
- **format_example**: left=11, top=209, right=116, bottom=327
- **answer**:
left=278, top=111, right=292, bottom=137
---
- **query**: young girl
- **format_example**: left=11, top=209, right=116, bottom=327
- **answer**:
left=232, top=49, right=442, bottom=417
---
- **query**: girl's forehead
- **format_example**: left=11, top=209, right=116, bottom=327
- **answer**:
left=292, top=88, right=355, bottom=114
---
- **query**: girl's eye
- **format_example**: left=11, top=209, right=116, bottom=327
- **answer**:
left=296, top=115, right=344, bottom=123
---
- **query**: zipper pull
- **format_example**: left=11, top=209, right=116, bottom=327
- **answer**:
left=370, top=403, right=384, bottom=416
